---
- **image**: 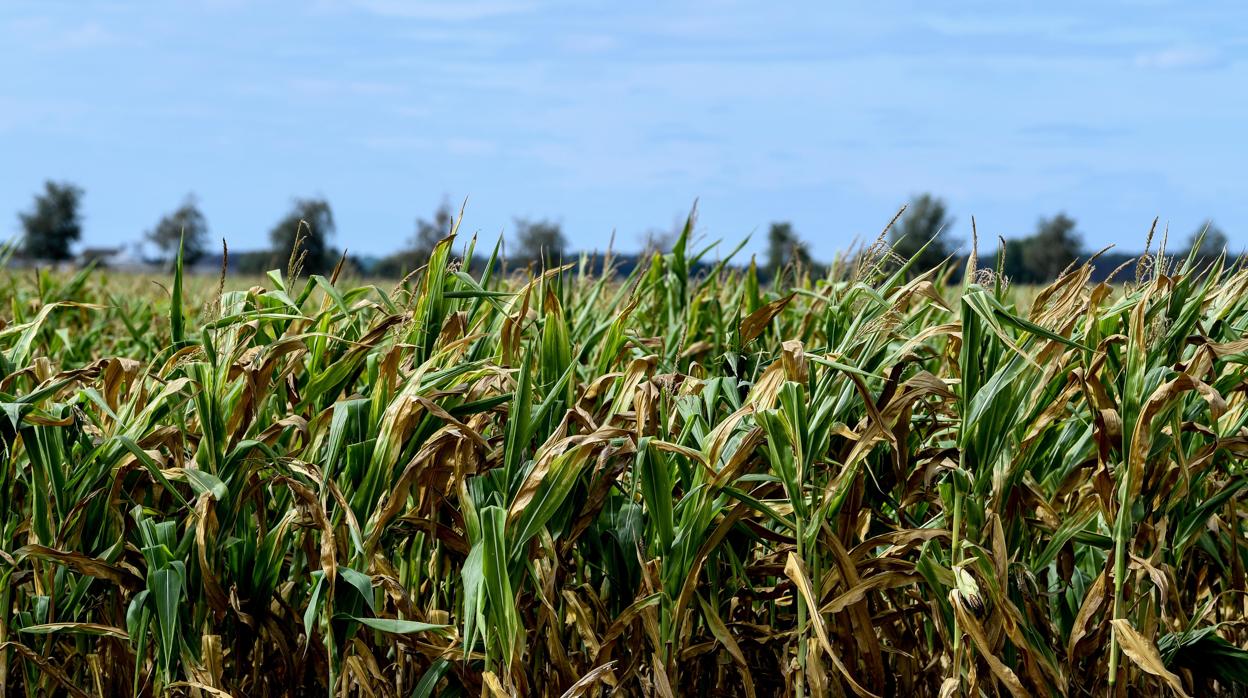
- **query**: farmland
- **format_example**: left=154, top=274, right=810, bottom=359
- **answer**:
left=1, top=222, right=1247, bottom=697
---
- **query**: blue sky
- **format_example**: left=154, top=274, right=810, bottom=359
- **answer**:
left=3, top=1, right=1247, bottom=260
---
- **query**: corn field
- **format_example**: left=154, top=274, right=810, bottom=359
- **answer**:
left=2, top=218, right=1247, bottom=697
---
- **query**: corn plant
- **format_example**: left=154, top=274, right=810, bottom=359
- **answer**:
left=0, top=220, right=1246, bottom=696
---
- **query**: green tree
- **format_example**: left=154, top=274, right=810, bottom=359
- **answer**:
left=1022, top=213, right=1082, bottom=282
left=890, top=194, right=955, bottom=272
left=20, top=181, right=84, bottom=262
left=269, top=197, right=336, bottom=276
left=513, top=218, right=566, bottom=266
left=765, top=221, right=811, bottom=277
left=147, top=194, right=209, bottom=267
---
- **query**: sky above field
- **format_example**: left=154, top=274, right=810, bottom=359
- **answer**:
left=4, top=1, right=1248, bottom=260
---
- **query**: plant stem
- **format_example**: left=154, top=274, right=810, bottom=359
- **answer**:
left=0, top=571, right=10, bottom=698
left=951, top=479, right=964, bottom=656
left=796, top=525, right=808, bottom=697
left=1108, top=464, right=1132, bottom=688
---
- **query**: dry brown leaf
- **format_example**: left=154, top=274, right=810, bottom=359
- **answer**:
left=740, top=293, right=795, bottom=344
left=1110, top=619, right=1190, bottom=698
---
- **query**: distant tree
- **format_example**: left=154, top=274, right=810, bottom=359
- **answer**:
left=374, top=200, right=456, bottom=278
left=1186, top=220, right=1229, bottom=261
left=640, top=227, right=678, bottom=255
left=371, top=253, right=411, bottom=279
left=231, top=250, right=274, bottom=275
left=414, top=199, right=455, bottom=259
left=765, top=222, right=811, bottom=276
left=890, top=194, right=955, bottom=272
left=1022, top=213, right=1082, bottom=281
left=78, top=247, right=122, bottom=269
left=639, top=213, right=692, bottom=255
left=269, top=197, right=336, bottom=276
left=513, top=218, right=566, bottom=266
left=997, top=237, right=1034, bottom=284
left=147, top=194, right=209, bottom=267
left=20, top=181, right=84, bottom=261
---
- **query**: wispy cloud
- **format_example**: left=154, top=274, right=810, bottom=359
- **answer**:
left=4, top=17, right=126, bottom=51
left=445, top=138, right=497, bottom=156
left=4, top=0, right=1248, bottom=257
left=289, top=78, right=407, bottom=98
left=357, top=135, right=432, bottom=150
left=341, top=0, right=538, bottom=21
left=645, top=123, right=720, bottom=146
left=0, top=96, right=87, bottom=133
left=561, top=33, right=619, bottom=55
left=1135, top=46, right=1227, bottom=70
left=355, top=135, right=496, bottom=156
left=920, top=13, right=1082, bottom=39
left=1018, top=122, right=1128, bottom=145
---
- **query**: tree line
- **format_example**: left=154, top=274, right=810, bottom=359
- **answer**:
left=7, top=182, right=569, bottom=277
left=765, top=193, right=1229, bottom=282
left=9, top=180, right=1233, bottom=281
